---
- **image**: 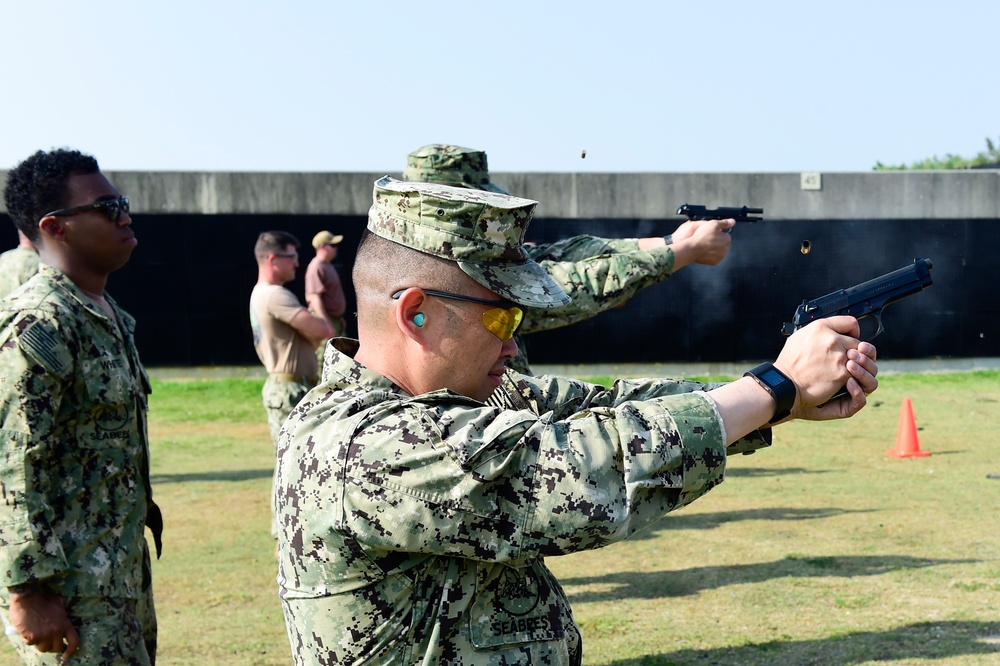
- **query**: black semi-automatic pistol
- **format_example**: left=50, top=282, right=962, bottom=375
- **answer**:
left=781, top=258, right=934, bottom=340
left=676, top=203, right=764, bottom=223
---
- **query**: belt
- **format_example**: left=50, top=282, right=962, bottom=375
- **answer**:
left=268, top=372, right=318, bottom=385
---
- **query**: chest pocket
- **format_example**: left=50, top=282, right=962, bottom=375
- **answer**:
left=78, top=353, right=139, bottom=450
left=468, top=560, right=568, bottom=649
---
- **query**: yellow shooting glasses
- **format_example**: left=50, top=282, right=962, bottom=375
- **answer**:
left=392, top=288, right=524, bottom=342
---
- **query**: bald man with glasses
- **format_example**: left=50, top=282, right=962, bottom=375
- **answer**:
left=274, top=177, right=879, bottom=665
left=0, top=149, right=161, bottom=665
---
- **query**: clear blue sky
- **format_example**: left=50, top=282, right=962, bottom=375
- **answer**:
left=2, top=1, right=996, bottom=174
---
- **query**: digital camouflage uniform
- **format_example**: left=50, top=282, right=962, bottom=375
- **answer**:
left=0, top=265, right=161, bottom=665
left=261, top=377, right=313, bottom=446
left=512, top=236, right=675, bottom=374
left=277, top=178, right=770, bottom=664
left=0, top=247, right=40, bottom=299
left=277, top=340, right=769, bottom=665
left=403, top=144, right=680, bottom=375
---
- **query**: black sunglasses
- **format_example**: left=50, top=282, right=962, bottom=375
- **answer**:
left=40, top=196, right=130, bottom=224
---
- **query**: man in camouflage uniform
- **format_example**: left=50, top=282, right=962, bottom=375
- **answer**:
left=0, top=231, right=40, bottom=299
left=274, top=176, right=880, bottom=664
left=0, top=149, right=162, bottom=665
left=403, top=144, right=734, bottom=374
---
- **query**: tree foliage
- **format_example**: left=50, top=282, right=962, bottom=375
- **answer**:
left=873, top=136, right=1000, bottom=170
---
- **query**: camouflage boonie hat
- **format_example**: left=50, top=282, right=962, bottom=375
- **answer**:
left=368, top=176, right=569, bottom=309
left=402, top=144, right=509, bottom=194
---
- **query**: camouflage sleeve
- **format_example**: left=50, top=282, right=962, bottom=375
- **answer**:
left=524, top=235, right=639, bottom=263
left=518, top=241, right=675, bottom=334
left=340, top=378, right=729, bottom=562
left=489, top=370, right=771, bottom=454
left=0, top=314, right=73, bottom=587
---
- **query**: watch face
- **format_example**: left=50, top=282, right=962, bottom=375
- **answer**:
left=760, top=368, right=785, bottom=386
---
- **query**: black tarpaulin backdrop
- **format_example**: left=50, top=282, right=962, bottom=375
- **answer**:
left=1, top=215, right=992, bottom=366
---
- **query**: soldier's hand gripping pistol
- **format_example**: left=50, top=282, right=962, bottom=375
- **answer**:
left=676, top=204, right=763, bottom=234
left=781, top=258, right=934, bottom=404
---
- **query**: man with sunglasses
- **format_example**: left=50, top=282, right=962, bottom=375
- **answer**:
left=250, top=231, right=335, bottom=448
left=0, top=149, right=162, bottom=664
left=403, top=144, right=735, bottom=375
left=274, top=177, right=879, bottom=665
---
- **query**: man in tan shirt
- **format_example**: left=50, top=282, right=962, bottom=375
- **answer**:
left=249, top=231, right=334, bottom=444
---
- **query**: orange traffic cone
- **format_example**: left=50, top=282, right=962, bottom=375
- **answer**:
left=886, top=397, right=930, bottom=458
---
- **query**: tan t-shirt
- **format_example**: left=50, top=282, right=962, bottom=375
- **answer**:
left=249, top=284, right=318, bottom=377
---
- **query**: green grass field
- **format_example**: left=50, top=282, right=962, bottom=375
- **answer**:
left=1, top=371, right=998, bottom=665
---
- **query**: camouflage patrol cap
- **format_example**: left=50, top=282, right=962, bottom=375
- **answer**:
left=368, top=176, right=569, bottom=309
left=402, top=144, right=509, bottom=194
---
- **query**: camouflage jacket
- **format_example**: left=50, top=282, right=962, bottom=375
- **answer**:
left=508, top=236, right=674, bottom=374
left=0, top=247, right=40, bottom=300
left=520, top=236, right=673, bottom=335
left=276, top=339, right=768, bottom=664
left=0, top=265, right=157, bottom=598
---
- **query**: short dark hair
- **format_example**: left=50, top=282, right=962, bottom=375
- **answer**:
left=254, top=230, right=301, bottom=262
left=3, top=148, right=100, bottom=244
left=353, top=229, right=469, bottom=332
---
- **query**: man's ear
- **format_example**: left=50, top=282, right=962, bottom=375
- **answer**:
left=37, top=216, right=65, bottom=240
left=393, top=288, right=428, bottom=340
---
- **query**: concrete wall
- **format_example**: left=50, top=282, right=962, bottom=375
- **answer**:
left=4, top=169, right=999, bottom=219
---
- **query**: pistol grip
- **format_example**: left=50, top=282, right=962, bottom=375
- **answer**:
left=818, top=386, right=850, bottom=408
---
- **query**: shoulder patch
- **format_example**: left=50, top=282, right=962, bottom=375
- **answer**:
left=17, top=318, right=70, bottom=376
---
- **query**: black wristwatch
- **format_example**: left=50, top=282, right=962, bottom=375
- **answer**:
left=663, top=234, right=673, bottom=246
left=744, top=362, right=796, bottom=424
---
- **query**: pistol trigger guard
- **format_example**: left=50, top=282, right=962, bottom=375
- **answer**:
left=860, top=312, right=885, bottom=342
